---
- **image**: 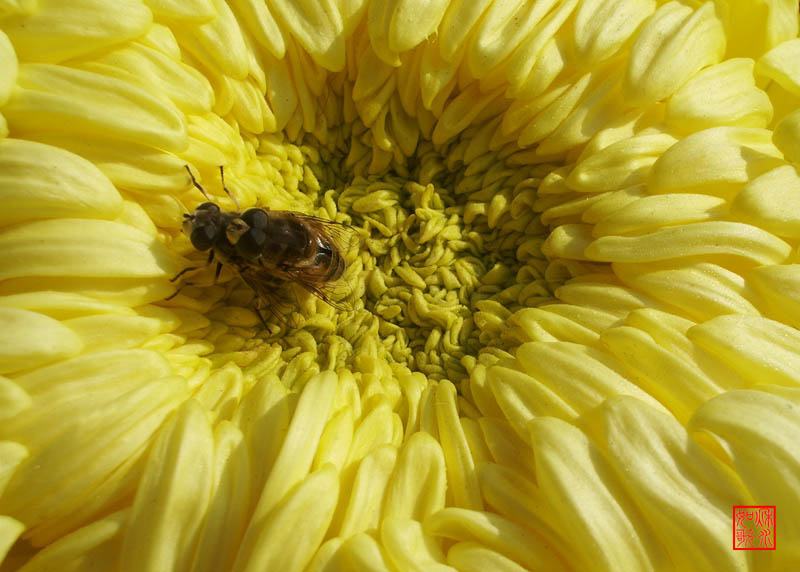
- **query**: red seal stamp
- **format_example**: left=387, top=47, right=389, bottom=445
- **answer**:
left=733, top=506, right=775, bottom=550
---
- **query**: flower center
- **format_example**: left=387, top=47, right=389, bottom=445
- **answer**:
left=189, top=90, right=562, bottom=388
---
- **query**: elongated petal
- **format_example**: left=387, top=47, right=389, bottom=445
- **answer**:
left=232, top=464, right=340, bottom=572
left=756, top=38, right=800, bottom=97
left=269, top=0, right=345, bottom=71
left=624, top=1, right=725, bottom=106
left=530, top=417, right=669, bottom=571
left=690, top=389, right=800, bottom=567
left=120, top=400, right=214, bottom=572
left=666, top=58, right=772, bottom=132
left=731, top=165, right=800, bottom=238
left=585, top=221, right=791, bottom=265
left=0, top=308, right=82, bottom=374
left=585, top=397, right=749, bottom=572
left=0, top=139, right=123, bottom=226
left=688, top=315, right=800, bottom=387
left=5, top=64, right=187, bottom=152
left=2, top=0, right=152, bottom=63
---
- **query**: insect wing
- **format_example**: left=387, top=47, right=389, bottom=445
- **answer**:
left=235, top=264, right=297, bottom=327
left=286, top=212, right=362, bottom=258
left=276, top=212, right=363, bottom=311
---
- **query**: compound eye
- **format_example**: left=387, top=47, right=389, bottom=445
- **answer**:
left=241, top=208, right=269, bottom=230
left=196, top=202, right=221, bottom=215
left=190, top=224, right=217, bottom=250
left=236, top=228, right=266, bottom=259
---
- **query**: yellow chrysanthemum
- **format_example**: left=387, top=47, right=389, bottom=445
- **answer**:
left=1, top=0, right=799, bottom=570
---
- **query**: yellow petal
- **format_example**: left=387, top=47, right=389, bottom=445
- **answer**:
left=339, top=532, right=393, bottom=571
left=338, top=444, right=397, bottom=536
left=230, top=0, right=286, bottom=58
left=437, top=0, right=492, bottom=62
left=0, top=516, right=24, bottom=564
left=383, top=431, right=446, bottom=521
left=142, top=0, right=216, bottom=22
left=10, top=378, right=187, bottom=545
left=0, top=308, right=82, bottom=374
left=585, top=396, right=749, bottom=572
left=592, top=193, right=727, bottom=237
left=530, top=416, right=669, bottom=571
left=446, top=542, right=529, bottom=572
left=573, top=0, right=655, bottom=66
left=773, top=107, right=800, bottom=164
left=175, top=0, right=250, bottom=80
left=0, top=138, right=122, bottom=227
left=388, top=0, right=450, bottom=54
left=624, top=1, right=725, bottom=106
left=235, top=371, right=337, bottom=564
left=488, top=365, right=577, bottom=434
left=648, top=126, right=784, bottom=199
left=613, top=260, right=760, bottom=321
left=424, top=507, right=569, bottom=571
left=665, top=58, right=772, bottom=132
left=600, top=325, right=723, bottom=422
left=509, top=306, right=602, bottom=345
left=541, top=223, right=593, bottom=260
left=724, top=0, right=799, bottom=59
left=556, top=280, right=657, bottom=317
left=121, top=400, right=214, bottom=572
left=12, top=509, right=128, bottom=572
left=21, top=132, right=189, bottom=194
left=78, top=42, right=215, bottom=115
left=731, top=165, right=800, bottom=238
left=268, top=0, right=345, bottom=71
left=0, top=376, right=31, bottom=422
left=756, top=37, right=800, bottom=97
left=0, top=441, right=28, bottom=496
left=5, top=64, right=187, bottom=153
left=381, top=518, right=452, bottom=572
left=0, top=218, right=180, bottom=281
left=585, top=221, right=791, bottom=265
left=0, top=30, right=17, bottom=106
left=690, top=389, right=800, bottom=567
left=688, top=314, right=800, bottom=387
left=497, top=0, right=580, bottom=94
left=435, top=380, right=482, bottom=510
left=233, top=464, right=340, bottom=572
left=566, top=132, right=677, bottom=193
left=749, top=264, right=800, bottom=329
left=2, top=0, right=152, bottom=63
left=582, top=185, right=648, bottom=223
left=467, top=0, right=556, bottom=79
left=62, top=314, right=163, bottom=353
left=515, top=341, right=668, bottom=416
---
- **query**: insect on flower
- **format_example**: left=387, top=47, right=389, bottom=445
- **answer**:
left=169, top=165, right=361, bottom=325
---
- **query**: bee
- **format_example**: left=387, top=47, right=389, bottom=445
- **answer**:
left=170, top=166, right=360, bottom=325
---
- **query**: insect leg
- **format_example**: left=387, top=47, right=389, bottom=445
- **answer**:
left=213, top=261, right=223, bottom=284
left=254, top=306, right=269, bottom=329
left=184, top=165, right=212, bottom=201
left=165, top=281, right=194, bottom=301
left=170, top=249, right=215, bottom=283
left=219, top=166, right=240, bottom=210
left=170, top=266, right=200, bottom=282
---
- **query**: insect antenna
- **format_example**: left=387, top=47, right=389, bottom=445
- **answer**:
left=184, top=165, right=212, bottom=201
left=219, top=165, right=241, bottom=210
